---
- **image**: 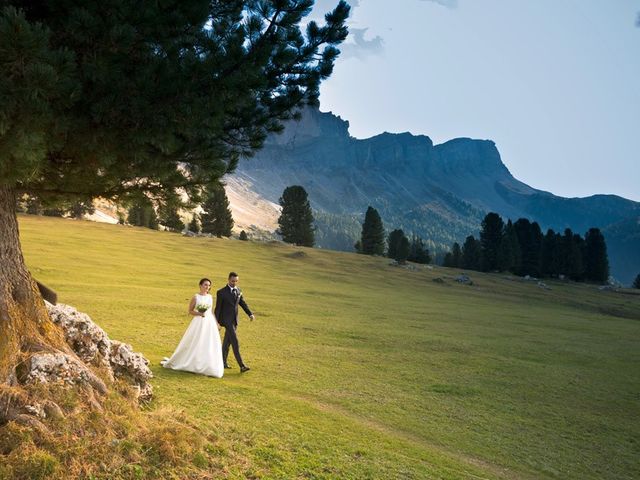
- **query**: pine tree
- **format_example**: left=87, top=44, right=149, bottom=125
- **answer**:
left=461, top=235, right=482, bottom=271
left=558, top=228, right=574, bottom=277
left=451, top=242, right=462, bottom=268
left=277, top=185, right=314, bottom=246
left=397, top=235, right=410, bottom=263
left=539, top=229, right=557, bottom=277
left=127, top=197, right=158, bottom=230
left=480, top=212, right=504, bottom=272
left=127, top=200, right=144, bottom=227
left=497, top=220, right=521, bottom=273
left=0, top=0, right=349, bottom=392
left=148, top=208, right=159, bottom=230
left=387, top=229, right=403, bottom=260
left=583, top=228, right=609, bottom=283
left=387, top=229, right=410, bottom=263
left=443, top=252, right=454, bottom=267
left=567, top=232, right=585, bottom=281
left=158, top=202, right=185, bottom=232
left=513, top=219, right=542, bottom=277
left=188, top=214, right=201, bottom=234
left=550, top=231, right=563, bottom=277
left=633, top=274, right=640, bottom=289
left=408, top=235, right=431, bottom=264
left=239, top=230, right=248, bottom=241
left=69, top=201, right=95, bottom=219
left=201, top=184, right=234, bottom=238
left=358, top=206, right=385, bottom=255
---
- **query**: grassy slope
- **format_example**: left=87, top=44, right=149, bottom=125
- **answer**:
left=18, top=215, right=640, bottom=479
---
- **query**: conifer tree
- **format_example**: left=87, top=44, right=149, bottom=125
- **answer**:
left=158, top=202, right=185, bottom=232
left=201, top=183, right=234, bottom=237
left=358, top=206, right=385, bottom=255
left=277, top=185, right=315, bottom=246
left=397, top=235, right=410, bottom=263
left=497, top=220, right=521, bottom=273
left=566, top=232, right=585, bottom=281
left=633, top=274, right=640, bottom=289
left=480, top=212, right=504, bottom=271
left=539, top=228, right=557, bottom=277
left=550, top=231, right=563, bottom=277
left=513, top=219, right=542, bottom=276
left=461, top=235, right=482, bottom=270
left=583, top=228, right=609, bottom=283
left=408, top=235, right=431, bottom=264
left=69, top=201, right=95, bottom=219
left=0, top=1, right=349, bottom=391
left=127, top=197, right=158, bottom=230
left=443, top=252, right=454, bottom=267
left=188, top=214, right=201, bottom=234
left=451, top=242, right=462, bottom=268
left=239, top=230, right=248, bottom=241
left=387, top=229, right=403, bottom=260
left=387, top=229, right=410, bottom=263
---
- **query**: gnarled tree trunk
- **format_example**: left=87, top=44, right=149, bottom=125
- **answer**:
left=0, top=184, right=67, bottom=383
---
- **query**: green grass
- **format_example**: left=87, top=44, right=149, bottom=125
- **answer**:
left=18, top=215, right=640, bottom=479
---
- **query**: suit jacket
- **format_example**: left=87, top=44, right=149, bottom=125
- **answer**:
left=214, top=286, right=252, bottom=327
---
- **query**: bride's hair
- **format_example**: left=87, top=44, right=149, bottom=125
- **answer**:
left=199, top=278, right=212, bottom=287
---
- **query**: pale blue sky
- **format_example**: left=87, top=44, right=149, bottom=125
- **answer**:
left=311, top=1, right=640, bottom=201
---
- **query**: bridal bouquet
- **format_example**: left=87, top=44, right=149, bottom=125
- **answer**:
left=195, top=304, right=209, bottom=313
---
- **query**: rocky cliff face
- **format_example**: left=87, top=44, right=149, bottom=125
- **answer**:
left=228, top=107, right=640, bottom=284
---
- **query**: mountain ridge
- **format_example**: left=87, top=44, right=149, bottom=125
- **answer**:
left=226, top=107, right=640, bottom=284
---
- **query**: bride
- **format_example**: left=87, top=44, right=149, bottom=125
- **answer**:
left=161, top=278, right=224, bottom=378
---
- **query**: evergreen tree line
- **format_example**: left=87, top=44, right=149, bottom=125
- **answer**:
left=354, top=206, right=431, bottom=264
left=443, top=212, right=610, bottom=283
left=16, top=195, right=95, bottom=219
left=125, top=183, right=234, bottom=237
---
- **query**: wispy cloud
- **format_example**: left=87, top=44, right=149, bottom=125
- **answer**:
left=339, top=27, right=384, bottom=60
left=418, top=0, right=459, bottom=9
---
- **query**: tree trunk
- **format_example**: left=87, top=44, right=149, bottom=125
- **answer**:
left=0, top=184, right=66, bottom=382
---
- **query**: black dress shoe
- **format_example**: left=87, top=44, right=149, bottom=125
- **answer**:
left=240, top=366, right=251, bottom=373
left=224, top=364, right=231, bottom=369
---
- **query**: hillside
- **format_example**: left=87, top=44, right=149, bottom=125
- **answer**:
left=15, top=215, right=640, bottom=479
left=227, top=107, right=640, bottom=284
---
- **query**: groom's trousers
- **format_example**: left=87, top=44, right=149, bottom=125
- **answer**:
left=222, top=324, right=245, bottom=368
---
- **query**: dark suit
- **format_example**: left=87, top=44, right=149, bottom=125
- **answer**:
left=214, top=285, right=253, bottom=368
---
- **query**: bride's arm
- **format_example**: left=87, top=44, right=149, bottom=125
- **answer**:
left=188, top=296, right=204, bottom=317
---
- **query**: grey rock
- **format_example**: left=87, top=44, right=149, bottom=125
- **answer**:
left=598, top=285, right=616, bottom=291
left=24, top=352, right=103, bottom=392
left=455, top=274, right=473, bottom=285
left=110, top=340, right=153, bottom=403
left=45, top=302, right=153, bottom=403
left=48, top=303, right=112, bottom=372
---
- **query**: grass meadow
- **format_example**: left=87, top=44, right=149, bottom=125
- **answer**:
left=17, top=214, right=640, bottom=479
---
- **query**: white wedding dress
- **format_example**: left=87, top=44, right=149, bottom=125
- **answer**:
left=161, top=293, right=224, bottom=378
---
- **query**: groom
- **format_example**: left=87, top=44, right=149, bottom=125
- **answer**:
left=215, top=272, right=255, bottom=373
